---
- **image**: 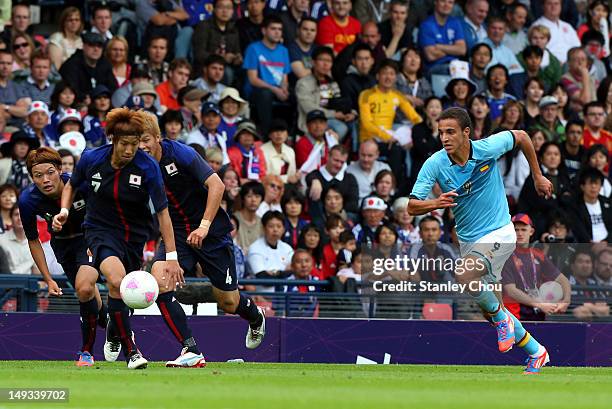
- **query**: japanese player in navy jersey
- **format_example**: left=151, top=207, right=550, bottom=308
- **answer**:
left=19, top=147, right=111, bottom=367
left=138, top=112, right=266, bottom=366
left=408, top=107, right=554, bottom=374
left=53, top=108, right=183, bottom=370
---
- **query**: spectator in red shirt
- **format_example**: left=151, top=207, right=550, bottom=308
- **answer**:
left=295, top=109, right=338, bottom=170
left=155, top=58, right=191, bottom=111
left=227, top=120, right=267, bottom=183
left=321, top=214, right=345, bottom=279
left=583, top=101, right=612, bottom=154
left=316, top=0, right=361, bottom=55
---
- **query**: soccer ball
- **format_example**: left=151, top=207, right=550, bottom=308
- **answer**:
left=538, top=281, right=563, bottom=303
left=120, top=271, right=159, bottom=309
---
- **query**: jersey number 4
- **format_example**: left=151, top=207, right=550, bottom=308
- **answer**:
left=225, top=267, right=232, bottom=284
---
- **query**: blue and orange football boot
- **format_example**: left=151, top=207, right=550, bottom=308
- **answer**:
left=76, top=351, right=94, bottom=367
left=494, top=313, right=515, bottom=353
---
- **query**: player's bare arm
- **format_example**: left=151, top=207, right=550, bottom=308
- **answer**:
left=27, top=239, right=62, bottom=296
left=187, top=173, right=225, bottom=248
left=512, top=130, right=553, bottom=199
left=52, top=180, right=76, bottom=231
left=407, top=191, right=458, bottom=216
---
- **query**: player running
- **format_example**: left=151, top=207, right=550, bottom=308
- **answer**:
left=19, top=147, right=113, bottom=367
left=408, top=108, right=554, bottom=374
left=137, top=112, right=266, bottom=368
left=53, top=108, right=183, bottom=369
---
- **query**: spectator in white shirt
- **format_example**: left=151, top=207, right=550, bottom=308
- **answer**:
left=260, top=119, right=299, bottom=184
left=346, top=139, right=391, bottom=202
left=532, top=0, right=581, bottom=65
left=0, top=205, right=38, bottom=275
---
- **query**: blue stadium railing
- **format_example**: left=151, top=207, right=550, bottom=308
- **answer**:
left=0, top=274, right=610, bottom=322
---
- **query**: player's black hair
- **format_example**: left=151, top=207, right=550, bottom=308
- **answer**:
left=578, top=166, right=605, bottom=186
left=312, top=46, right=334, bottom=61
left=240, top=181, right=265, bottom=200
left=418, top=215, right=441, bottom=229
left=438, top=107, right=472, bottom=133
left=261, top=210, right=285, bottom=226
left=281, top=189, right=306, bottom=212
left=522, top=45, right=544, bottom=59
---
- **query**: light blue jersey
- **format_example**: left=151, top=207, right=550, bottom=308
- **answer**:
left=410, top=131, right=515, bottom=242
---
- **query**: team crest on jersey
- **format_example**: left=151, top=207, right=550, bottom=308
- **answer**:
left=129, top=174, right=142, bottom=187
left=73, top=199, right=85, bottom=210
left=462, top=181, right=472, bottom=194
left=447, top=29, right=455, bottom=40
left=165, top=163, right=178, bottom=176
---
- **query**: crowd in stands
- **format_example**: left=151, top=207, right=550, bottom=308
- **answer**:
left=0, top=0, right=611, bottom=320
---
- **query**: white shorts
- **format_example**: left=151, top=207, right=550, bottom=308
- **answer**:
left=459, top=222, right=516, bottom=283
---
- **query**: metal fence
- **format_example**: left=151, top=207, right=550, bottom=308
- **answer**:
left=1, top=274, right=610, bottom=322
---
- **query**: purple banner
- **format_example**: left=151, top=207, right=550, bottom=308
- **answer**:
left=1, top=313, right=610, bottom=366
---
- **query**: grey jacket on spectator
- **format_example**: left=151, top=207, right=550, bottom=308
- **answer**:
left=296, top=74, right=344, bottom=133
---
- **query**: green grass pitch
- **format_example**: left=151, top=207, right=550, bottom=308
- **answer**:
left=1, top=362, right=611, bottom=409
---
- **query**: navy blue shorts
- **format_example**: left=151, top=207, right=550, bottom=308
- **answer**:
left=155, top=232, right=238, bottom=291
left=51, top=236, right=96, bottom=287
left=85, top=228, right=144, bottom=273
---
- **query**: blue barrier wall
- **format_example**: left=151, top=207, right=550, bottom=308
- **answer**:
left=1, top=313, right=610, bottom=366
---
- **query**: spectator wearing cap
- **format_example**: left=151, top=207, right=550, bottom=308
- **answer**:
left=261, top=119, right=298, bottom=184
left=106, top=36, right=131, bottom=89
left=20, top=50, right=54, bottom=106
left=352, top=195, right=387, bottom=247
left=502, top=2, right=529, bottom=55
left=82, top=85, right=112, bottom=148
left=192, top=54, right=228, bottom=105
left=502, top=212, right=570, bottom=321
left=177, top=85, right=208, bottom=133
left=483, top=64, right=516, bottom=122
left=137, top=36, right=170, bottom=86
left=568, top=167, right=612, bottom=243
left=484, top=16, right=524, bottom=76
left=0, top=50, right=29, bottom=123
left=227, top=121, right=267, bottom=183
left=156, top=58, right=192, bottom=111
left=47, top=7, right=84, bottom=70
left=294, top=109, right=338, bottom=170
left=56, top=108, right=83, bottom=137
left=186, top=101, right=229, bottom=163
left=218, top=87, right=247, bottom=141
left=533, top=96, right=565, bottom=143
left=561, top=47, right=597, bottom=115
left=192, top=0, right=242, bottom=84
left=532, top=0, right=580, bottom=65
left=243, top=15, right=291, bottom=136
left=442, top=60, right=476, bottom=110
left=59, top=31, right=116, bottom=103
left=126, top=82, right=160, bottom=116
left=22, top=101, right=55, bottom=148
left=296, top=46, right=354, bottom=140
left=306, top=144, right=359, bottom=217
left=0, top=130, right=39, bottom=189
left=392, top=197, right=419, bottom=250
left=135, top=0, right=190, bottom=61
